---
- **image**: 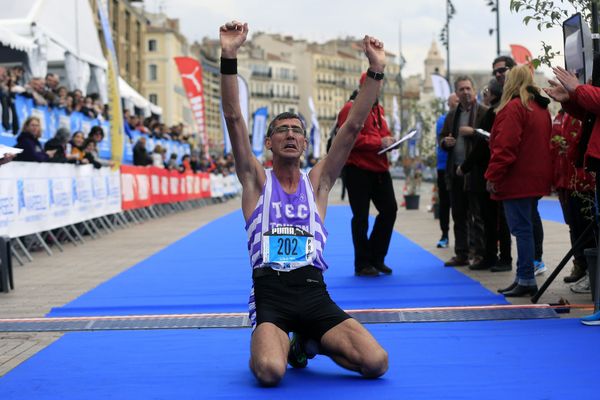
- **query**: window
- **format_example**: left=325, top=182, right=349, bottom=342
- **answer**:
left=149, top=64, right=157, bottom=81
left=148, top=39, right=157, bottom=52
left=149, top=94, right=158, bottom=104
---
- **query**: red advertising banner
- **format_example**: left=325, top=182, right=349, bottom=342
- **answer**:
left=121, top=166, right=211, bottom=210
left=174, top=57, right=208, bottom=158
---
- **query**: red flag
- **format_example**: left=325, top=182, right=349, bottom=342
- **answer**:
left=174, top=57, right=208, bottom=158
left=510, top=44, right=533, bottom=65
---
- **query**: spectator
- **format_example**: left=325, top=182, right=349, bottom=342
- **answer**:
left=337, top=72, right=398, bottom=276
left=458, top=78, right=510, bottom=271
left=165, top=153, right=178, bottom=170
left=551, top=111, right=596, bottom=293
left=0, top=66, right=18, bottom=133
left=440, top=76, right=488, bottom=267
left=25, top=77, right=48, bottom=106
left=486, top=65, right=553, bottom=297
left=69, top=131, right=89, bottom=164
left=151, top=144, right=165, bottom=168
left=14, top=116, right=55, bottom=162
left=80, top=96, right=97, bottom=119
left=85, top=128, right=113, bottom=168
left=81, top=138, right=102, bottom=168
left=133, top=136, right=152, bottom=166
left=44, top=127, right=79, bottom=163
left=190, top=151, right=201, bottom=173
left=8, top=66, right=26, bottom=94
left=435, top=93, right=459, bottom=249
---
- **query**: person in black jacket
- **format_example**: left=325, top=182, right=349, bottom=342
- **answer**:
left=133, top=135, right=152, bottom=166
left=14, top=116, right=55, bottom=162
left=457, top=79, right=511, bottom=271
left=44, top=127, right=81, bottom=163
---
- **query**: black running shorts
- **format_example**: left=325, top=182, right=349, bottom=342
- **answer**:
left=252, top=266, right=351, bottom=340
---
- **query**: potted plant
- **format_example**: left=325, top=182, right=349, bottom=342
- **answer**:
left=403, top=157, right=422, bottom=210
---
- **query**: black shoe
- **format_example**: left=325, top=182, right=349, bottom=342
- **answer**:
left=469, top=259, right=492, bottom=271
left=355, top=266, right=380, bottom=276
left=497, top=282, right=518, bottom=293
left=444, top=256, right=469, bottom=267
left=372, top=263, right=393, bottom=275
left=490, top=262, right=512, bottom=272
left=502, top=284, right=538, bottom=297
left=288, top=332, right=308, bottom=369
left=563, top=263, right=587, bottom=283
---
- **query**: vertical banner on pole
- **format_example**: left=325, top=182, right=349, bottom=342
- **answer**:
left=391, top=96, right=401, bottom=163
left=174, top=57, right=209, bottom=158
left=307, top=97, right=320, bottom=159
left=251, top=107, right=268, bottom=159
left=97, top=0, right=123, bottom=165
left=220, top=76, right=250, bottom=156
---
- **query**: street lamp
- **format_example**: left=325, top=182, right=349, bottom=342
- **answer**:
left=439, top=0, right=456, bottom=81
left=485, top=0, right=500, bottom=56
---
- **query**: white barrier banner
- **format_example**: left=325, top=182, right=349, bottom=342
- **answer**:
left=0, top=162, right=121, bottom=238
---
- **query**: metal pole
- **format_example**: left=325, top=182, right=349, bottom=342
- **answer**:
left=496, top=0, right=500, bottom=56
left=446, top=0, right=451, bottom=82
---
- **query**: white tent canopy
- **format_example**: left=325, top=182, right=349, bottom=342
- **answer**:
left=119, top=77, right=163, bottom=116
left=0, top=0, right=107, bottom=69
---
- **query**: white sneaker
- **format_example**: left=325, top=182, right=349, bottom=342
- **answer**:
left=534, top=260, right=547, bottom=276
left=570, top=275, right=591, bottom=294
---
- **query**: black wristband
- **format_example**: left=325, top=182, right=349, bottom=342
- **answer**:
left=220, top=57, right=237, bottom=75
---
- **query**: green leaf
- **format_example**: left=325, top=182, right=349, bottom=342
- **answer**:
left=532, top=59, right=542, bottom=69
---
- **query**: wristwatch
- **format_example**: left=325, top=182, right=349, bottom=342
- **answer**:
left=366, top=69, right=385, bottom=81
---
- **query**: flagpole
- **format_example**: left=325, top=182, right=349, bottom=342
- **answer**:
left=398, top=21, right=404, bottom=134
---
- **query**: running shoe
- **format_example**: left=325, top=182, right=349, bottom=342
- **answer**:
left=581, top=310, right=600, bottom=326
left=436, top=237, right=449, bottom=248
left=287, top=332, right=308, bottom=368
left=570, top=275, right=591, bottom=294
left=534, top=260, right=547, bottom=276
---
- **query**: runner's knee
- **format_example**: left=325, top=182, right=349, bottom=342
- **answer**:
left=360, top=347, right=388, bottom=378
left=251, top=356, right=286, bottom=386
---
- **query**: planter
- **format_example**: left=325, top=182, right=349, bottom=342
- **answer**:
left=404, top=194, right=420, bottom=210
left=584, top=248, right=598, bottom=304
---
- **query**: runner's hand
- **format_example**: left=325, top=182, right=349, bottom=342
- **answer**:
left=220, top=21, right=249, bottom=58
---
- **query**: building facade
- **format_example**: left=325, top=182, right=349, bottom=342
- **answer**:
left=141, top=12, right=192, bottom=131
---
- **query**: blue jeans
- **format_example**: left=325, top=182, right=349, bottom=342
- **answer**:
left=503, top=198, right=536, bottom=286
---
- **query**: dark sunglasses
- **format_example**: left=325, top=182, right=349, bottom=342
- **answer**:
left=492, top=66, right=509, bottom=76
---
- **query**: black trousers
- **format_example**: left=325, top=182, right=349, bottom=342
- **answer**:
left=449, top=173, right=469, bottom=259
left=558, top=189, right=597, bottom=268
left=345, top=165, right=398, bottom=270
left=471, top=191, right=497, bottom=263
left=437, top=169, right=451, bottom=238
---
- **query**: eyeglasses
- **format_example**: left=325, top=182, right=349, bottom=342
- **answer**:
left=492, top=66, right=509, bottom=76
left=271, top=125, right=305, bottom=136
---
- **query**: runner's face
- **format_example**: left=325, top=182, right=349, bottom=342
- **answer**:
left=267, top=119, right=306, bottom=158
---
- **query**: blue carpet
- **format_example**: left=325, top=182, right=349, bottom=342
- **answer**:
left=538, top=199, right=565, bottom=224
left=1, top=319, right=598, bottom=399
left=49, top=206, right=506, bottom=317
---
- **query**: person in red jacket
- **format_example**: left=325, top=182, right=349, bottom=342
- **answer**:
left=337, top=73, right=398, bottom=276
left=544, top=66, right=600, bottom=325
left=485, top=65, right=553, bottom=297
left=551, top=111, right=596, bottom=289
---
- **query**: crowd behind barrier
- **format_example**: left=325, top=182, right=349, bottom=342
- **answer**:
left=0, top=94, right=192, bottom=164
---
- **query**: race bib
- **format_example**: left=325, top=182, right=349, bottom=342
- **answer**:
left=262, top=226, right=314, bottom=270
